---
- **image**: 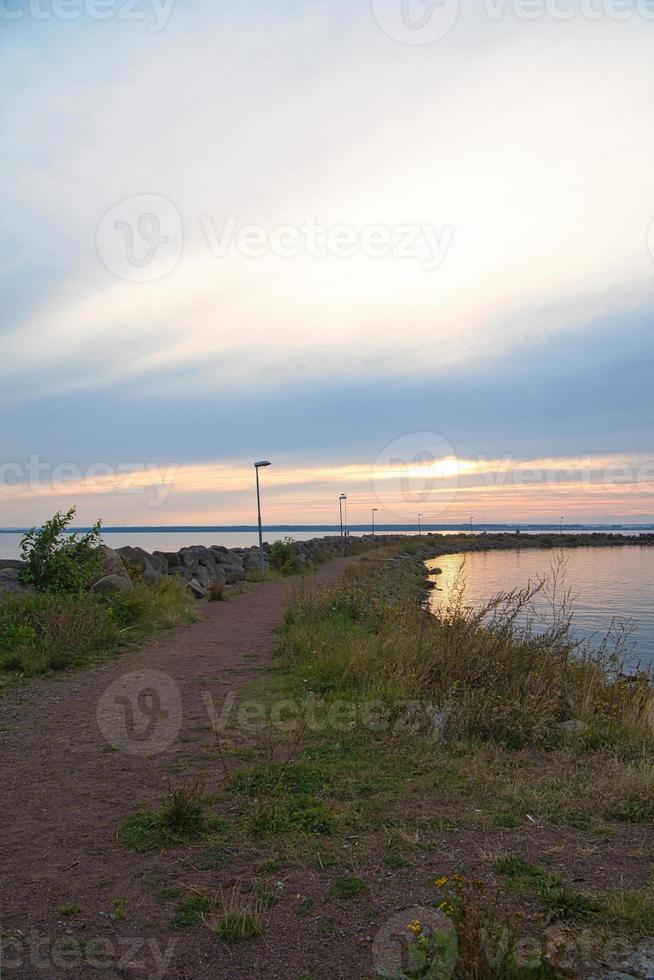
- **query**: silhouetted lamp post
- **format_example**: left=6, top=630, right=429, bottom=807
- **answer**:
left=339, top=494, right=347, bottom=553
left=254, top=460, right=271, bottom=574
left=372, top=507, right=378, bottom=536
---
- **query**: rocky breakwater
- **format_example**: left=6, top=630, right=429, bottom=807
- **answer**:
left=0, top=533, right=396, bottom=601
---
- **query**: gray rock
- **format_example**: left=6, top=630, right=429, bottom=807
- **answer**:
left=116, top=546, right=165, bottom=585
left=0, top=568, right=35, bottom=599
left=91, top=574, right=134, bottom=594
left=161, top=551, right=183, bottom=570
left=93, top=546, right=131, bottom=585
left=188, top=578, right=209, bottom=599
left=214, top=550, right=244, bottom=568
left=559, top=719, right=588, bottom=735
left=0, top=559, right=27, bottom=571
left=220, top=562, right=245, bottom=584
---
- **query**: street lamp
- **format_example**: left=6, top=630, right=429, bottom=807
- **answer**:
left=418, top=513, right=422, bottom=537
left=560, top=516, right=564, bottom=535
left=371, top=507, right=378, bottom=536
left=254, top=460, right=271, bottom=574
left=470, top=516, right=474, bottom=535
left=339, top=494, right=347, bottom=553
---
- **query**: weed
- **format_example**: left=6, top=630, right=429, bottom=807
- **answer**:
left=57, top=903, right=82, bottom=917
left=202, top=884, right=266, bottom=943
left=118, top=781, right=225, bottom=854
left=328, top=874, right=368, bottom=900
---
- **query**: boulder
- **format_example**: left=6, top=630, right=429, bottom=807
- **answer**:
left=93, top=546, right=131, bottom=586
left=213, top=550, right=244, bottom=568
left=220, top=562, right=245, bottom=584
left=0, top=559, right=27, bottom=572
left=0, top=568, right=35, bottom=599
left=240, top=549, right=262, bottom=573
left=188, top=578, right=209, bottom=599
left=161, top=551, right=183, bottom=570
left=116, top=546, right=166, bottom=585
left=558, top=719, right=587, bottom=735
left=91, top=574, right=134, bottom=594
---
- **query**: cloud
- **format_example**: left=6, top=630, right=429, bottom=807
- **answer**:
left=2, top=2, right=654, bottom=523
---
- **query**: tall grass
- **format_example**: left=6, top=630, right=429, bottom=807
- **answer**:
left=278, top=553, right=654, bottom=753
left=0, top=579, right=195, bottom=676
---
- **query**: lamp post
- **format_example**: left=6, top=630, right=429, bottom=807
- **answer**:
left=470, top=515, right=474, bottom=535
left=339, top=494, right=347, bottom=553
left=254, top=460, right=271, bottom=574
left=371, top=507, right=378, bottom=536
left=418, top=512, right=422, bottom=537
left=560, top=516, right=564, bottom=535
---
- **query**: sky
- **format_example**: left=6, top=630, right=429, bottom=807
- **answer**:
left=1, top=0, right=653, bottom=527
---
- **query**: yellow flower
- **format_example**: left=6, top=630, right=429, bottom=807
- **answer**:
left=407, top=918, right=422, bottom=936
left=435, top=876, right=448, bottom=888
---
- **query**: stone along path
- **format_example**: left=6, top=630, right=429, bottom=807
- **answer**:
left=0, top=557, right=356, bottom=979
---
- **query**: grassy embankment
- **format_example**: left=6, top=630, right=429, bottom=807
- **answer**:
left=0, top=578, right=196, bottom=682
left=114, top=541, right=654, bottom=976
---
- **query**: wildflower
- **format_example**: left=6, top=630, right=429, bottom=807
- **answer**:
left=407, top=918, right=422, bottom=936
left=435, top=876, right=448, bottom=888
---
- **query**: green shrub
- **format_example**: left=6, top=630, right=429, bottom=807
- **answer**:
left=118, top=783, right=226, bottom=854
left=0, top=579, right=195, bottom=677
left=19, top=507, right=103, bottom=593
left=269, top=537, right=303, bottom=576
left=0, top=591, right=119, bottom=674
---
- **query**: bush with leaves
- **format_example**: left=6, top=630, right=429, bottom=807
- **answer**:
left=19, top=508, right=103, bottom=594
left=269, top=537, right=303, bottom=576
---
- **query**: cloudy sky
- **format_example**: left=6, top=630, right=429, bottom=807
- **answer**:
left=2, top=0, right=653, bottom=527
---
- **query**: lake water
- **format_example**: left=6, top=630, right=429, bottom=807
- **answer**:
left=0, top=525, right=649, bottom=560
left=427, top=547, right=654, bottom=670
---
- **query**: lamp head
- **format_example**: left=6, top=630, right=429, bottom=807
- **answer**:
left=254, top=460, right=271, bottom=468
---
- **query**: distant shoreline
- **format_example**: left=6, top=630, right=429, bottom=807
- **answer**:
left=1, top=523, right=653, bottom=534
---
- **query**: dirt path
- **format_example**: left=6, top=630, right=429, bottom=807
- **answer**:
left=0, top=558, right=358, bottom=980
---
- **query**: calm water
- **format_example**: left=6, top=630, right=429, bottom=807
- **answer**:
left=0, top=526, right=649, bottom=560
left=427, top=547, right=654, bottom=669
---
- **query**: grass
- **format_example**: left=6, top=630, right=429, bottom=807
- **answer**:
left=492, top=852, right=654, bottom=934
left=57, top=903, right=82, bottom=916
left=174, top=884, right=267, bottom=942
left=234, top=547, right=654, bottom=968
left=230, top=762, right=337, bottom=835
left=328, top=874, right=368, bottom=900
left=67, top=539, right=653, bottom=974
left=118, top=781, right=227, bottom=854
left=0, top=578, right=195, bottom=678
